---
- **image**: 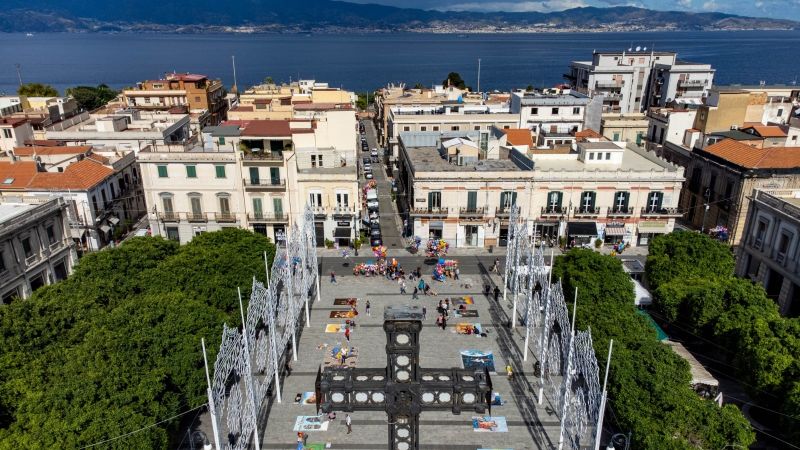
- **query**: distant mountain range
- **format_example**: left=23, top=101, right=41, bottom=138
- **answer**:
left=0, top=1, right=797, bottom=33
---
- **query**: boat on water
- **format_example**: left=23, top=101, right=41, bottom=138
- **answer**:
left=25, top=33, right=34, bottom=37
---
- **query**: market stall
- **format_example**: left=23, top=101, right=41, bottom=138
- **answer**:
left=426, top=238, right=449, bottom=257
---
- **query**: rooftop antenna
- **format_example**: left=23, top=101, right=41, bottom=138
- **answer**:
left=477, top=58, right=481, bottom=94
left=14, top=63, right=22, bottom=86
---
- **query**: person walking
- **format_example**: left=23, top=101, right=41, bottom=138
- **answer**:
left=441, top=314, right=447, bottom=330
left=491, top=257, right=500, bottom=274
left=417, top=278, right=425, bottom=292
left=435, top=314, right=443, bottom=329
left=345, top=414, right=352, bottom=434
left=454, top=267, right=460, bottom=280
left=422, top=306, right=427, bottom=320
left=506, top=363, right=514, bottom=380
left=493, top=286, right=500, bottom=302
left=365, top=300, right=371, bottom=316
left=400, top=280, right=407, bottom=294
left=484, top=283, right=491, bottom=298
left=330, top=271, right=337, bottom=283
left=412, top=286, right=419, bottom=300
left=341, top=346, right=348, bottom=365
left=344, top=326, right=351, bottom=342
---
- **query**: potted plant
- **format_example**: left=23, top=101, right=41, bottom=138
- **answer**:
left=325, top=239, right=334, bottom=249
left=353, top=238, right=362, bottom=256
left=594, top=238, right=603, bottom=249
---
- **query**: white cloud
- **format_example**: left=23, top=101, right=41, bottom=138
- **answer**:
left=446, top=0, right=587, bottom=12
left=677, top=0, right=692, bottom=8
left=755, top=0, right=764, bottom=7
left=702, top=0, right=718, bottom=10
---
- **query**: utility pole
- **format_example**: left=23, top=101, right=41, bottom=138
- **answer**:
left=15, top=64, right=22, bottom=86
left=477, top=58, right=481, bottom=94
left=700, top=188, right=710, bottom=233
left=231, top=55, right=239, bottom=96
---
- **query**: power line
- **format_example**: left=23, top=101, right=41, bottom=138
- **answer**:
left=78, top=404, right=207, bottom=449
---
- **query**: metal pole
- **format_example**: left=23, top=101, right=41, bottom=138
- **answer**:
left=238, top=288, right=262, bottom=450
left=477, top=58, right=481, bottom=94
left=593, top=339, right=614, bottom=450
left=264, top=251, right=270, bottom=289
left=201, top=338, right=222, bottom=450
left=231, top=55, right=238, bottom=93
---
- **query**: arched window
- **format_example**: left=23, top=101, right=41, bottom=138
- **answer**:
left=613, top=191, right=630, bottom=213
left=647, top=191, right=664, bottom=212
left=546, top=191, right=563, bottom=213
left=579, top=191, right=596, bottom=213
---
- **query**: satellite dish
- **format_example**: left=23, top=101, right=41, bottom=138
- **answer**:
left=643, top=47, right=647, bottom=51
left=628, top=47, right=633, bottom=51
left=635, top=46, right=641, bottom=51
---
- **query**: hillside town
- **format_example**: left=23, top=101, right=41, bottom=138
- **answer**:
left=1, top=48, right=800, bottom=450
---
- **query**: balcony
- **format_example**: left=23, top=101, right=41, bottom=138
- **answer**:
left=410, top=207, right=449, bottom=218
left=495, top=207, right=512, bottom=218
left=159, top=212, right=180, bottom=222
left=241, top=151, right=284, bottom=165
left=332, top=206, right=355, bottom=217
left=188, top=212, right=208, bottom=222
left=214, top=212, right=237, bottom=223
left=640, top=207, right=682, bottom=218
left=777, top=252, right=786, bottom=265
left=311, top=206, right=328, bottom=218
left=49, top=241, right=64, bottom=252
left=25, top=253, right=38, bottom=266
left=248, top=212, right=288, bottom=223
left=459, top=206, right=487, bottom=219
left=574, top=206, right=600, bottom=217
left=243, top=179, right=286, bottom=191
left=596, top=81, right=623, bottom=88
left=678, top=79, right=706, bottom=88
left=607, top=207, right=634, bottom=218
left=540, top=206, right=567, bottom=217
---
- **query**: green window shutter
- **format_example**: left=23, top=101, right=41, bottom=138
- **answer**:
left=273, top=198, right=283, bottom=215
left=252, top=198, right=263, bottom=217
left=467, top=191, right=477, bottom=210
left=157, top=165, right=168, bottom=178
left=186, top=165, right=197, bottom=178
left=215, top=165, right=226, bottom=178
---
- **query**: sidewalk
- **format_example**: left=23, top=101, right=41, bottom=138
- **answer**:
left=315, top=242, right=650, bottom=258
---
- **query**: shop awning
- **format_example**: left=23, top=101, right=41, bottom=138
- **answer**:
left=638, top=220, right=669, bottom=234
left=108, top=216, right=120, bottom=225
left=429, top=221, right=443, bottom=230
left=99, top=224, right=111, bottom=233
left=334, top=228, right=351, bottom=238
left=567, top=221, right=598, bottom=236
left=604, top=226, right=626, bottom=237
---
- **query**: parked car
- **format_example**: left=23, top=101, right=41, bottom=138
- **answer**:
left=365, top=172, right=374, bottom=179
left=362, top=157, right=370, bottom=164
left=370, top=148, right=378, bottom=157
left=370, top=237, right=383, bottom=247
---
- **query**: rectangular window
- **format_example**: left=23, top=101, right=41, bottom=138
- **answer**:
left=777, top=109, right=783, bottom=117
left=588, top=152, right=594, bottom=160
left=309, top=192, right=322, bottom=208
left=451, top=126, right=459, bottom=131
left=403, top=126, right=410, bottom=131
left=252, top=198, right=263, bottom=218
left=606, top=152, right=611, bottom=160
left=219, top=197, right=230, bottom=215
left=190, top=197, right=202, bottom=215
left=336, top=192, right=349, bottom=208
left=572, top=107, right=580, bottom=114
left=273, top=197, right=283, bottom=216
left=186, top=165, right=197, bottom=178
left=2, top=129, right=12, bottom=139
left=552, top=107, right=559, bottom=114
left=421, top=126, right=427, bottom=131
left=613, top=132, right=620, bottom=141
left=778, top=232, right=790, bottom=254
left=166, top=227, right=180, bottom=242
left=218, top=136, right=226, bottom=145
left=249, top=167, right=260, bottom=185
left=531, top=107, right=538, bottom=115
left=215, top=165, right=226, bottom=179
left=0, top=251, right=5, bottom=272
left=162, top=197, right=174, bottom=213
left=433, top=126, right=439, bottom=131
left=22, top=237, right=32, bottom=257
left=500, top=191, right=517, bottom=209
left=270, top=167, right=280, bottom=185
left=428, top=191, right=442, bottom=209
left=311, top=155, right=317, bottom=168
left=46, top=225, right=56, bottom=244
left=157, top=165, right=168, bottom=178
left=474, top=126, right=480, bottom=131
left=467, top=191, right=477, bottom=210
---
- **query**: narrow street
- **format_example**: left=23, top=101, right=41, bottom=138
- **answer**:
left=360, top=118, right=405, bottom=250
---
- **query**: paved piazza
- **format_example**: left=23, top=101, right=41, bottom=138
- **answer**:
left=260, top=256, right=563, bottom=450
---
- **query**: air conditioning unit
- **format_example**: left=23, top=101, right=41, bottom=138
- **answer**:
left=730, top=125, right=738, bottom=130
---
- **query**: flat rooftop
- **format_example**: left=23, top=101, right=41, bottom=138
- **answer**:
left=0, top=203, right=37, bottom=224
left=532, top=147, right=674, bottom=172
left=406, top=146, right=523, bottom=173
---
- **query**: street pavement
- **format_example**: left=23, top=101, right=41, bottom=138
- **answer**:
left=259, top=267, right=563, bottom=449
left=360, top=118, right=405, bottom=250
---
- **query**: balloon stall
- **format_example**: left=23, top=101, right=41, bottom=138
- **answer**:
left=409, top=236, right=422, bottom=254
left=426, top=238, right=449, bottom=257
left=373, top=245, right=387, bottom=259
left=432, top=258, right=458, bottom=282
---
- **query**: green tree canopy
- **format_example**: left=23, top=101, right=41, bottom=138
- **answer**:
left=442, top=72, right=466, bottom=89
left=65, top=84, right=119, bottom=111
left=17, top=82, right=58, bottom=97
left=553, top=249, right=755, bottom=449
left=0, top=229, right=275, bottom=448
left=646, top=231, right=734, bottom=289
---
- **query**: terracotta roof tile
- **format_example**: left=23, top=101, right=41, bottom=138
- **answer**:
left=741, top=125, right=788, bottom=138
left=27, top=159, right=114, bottom=191
left=293, top=103, right=353, bottom=111
left=575, top=129, right=604, bottom=140
left=0, top=161, right=39, bottom=189
left=702, top=139, right=800, bottom=170
left=240, top=120, right=292, bottom=137
left=13, top=145, right=92, bottom=157
left=502, top=129, right=534, bottom=147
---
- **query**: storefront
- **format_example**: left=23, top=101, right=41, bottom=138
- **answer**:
left=603, top=222, right=627, bottom=244
left=567, top=221, right=598, bottom=247
left=429, top=221, right=443, bottom=239
left=334, top=219, right=352, bottom=247
left=536, top=222, right=560, bottom=244
left=637, top=220, right=669, bottom=246
left=498, top=226, right=508, bottom=247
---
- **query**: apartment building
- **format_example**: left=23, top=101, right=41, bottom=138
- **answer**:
left=397, top=130, right=683, bottom=249
left=510, top=90, right=600, bottom=139
left=599, top=113, right=649, bottom=146
left=122, top=73, right=228, bottom=126
left=0, top=145, right=144, bottom=251
left=142, top=112, right=359, bottom=246
left=0, top=198, right=77, bottom=302
left=386, top=102, right=518, bottom=163
left=46, top=108, right=192, bottom=154
left=737, top=190, right=800, bottom=317
left=565, top=50, right=714, bottom=113
left=0, top=118, right=34, bottom=152
left=680, top=139, right=800, bottom=246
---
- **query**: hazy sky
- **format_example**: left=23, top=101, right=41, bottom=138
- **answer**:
left=342, top=0, right=800, bottom=21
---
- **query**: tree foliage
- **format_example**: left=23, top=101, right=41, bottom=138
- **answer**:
left=17, top=82, right=58, bottom=97
left=0, top=229, right=276, bottom=448
left=65, top=84, right=119, bottom=111
left=649, top=231, right=800, bottom=443
left=442, top=72, right=466, bottom=89
left=553, top=249, right=755, bottom=449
